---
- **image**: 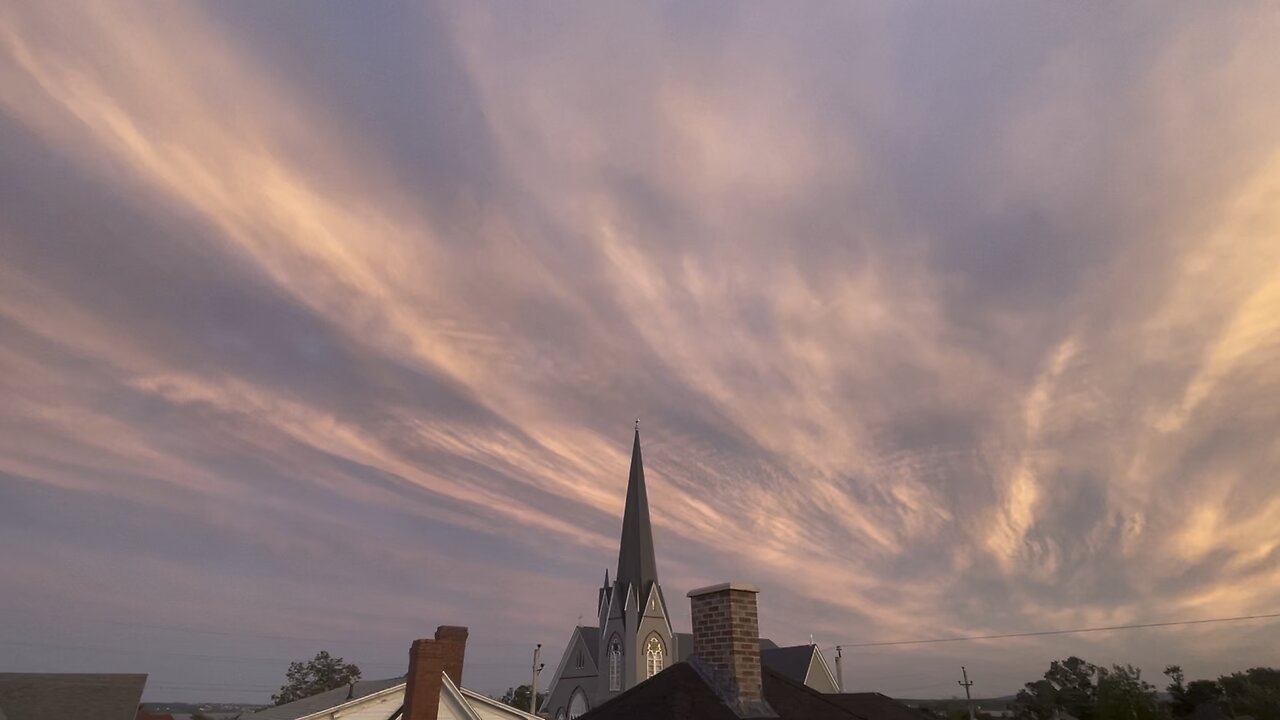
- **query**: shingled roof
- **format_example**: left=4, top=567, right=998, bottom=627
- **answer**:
left=760, top=646, right=818, bottom=685
left=0, top=673, right=147, bottom=720
left=240, top=676, right=406, bottom=720
left=823, top=693, right=937, bottom=720
left=578, top=626, right=601, bottom=666
left=576, top=662, right=866, bottom=720
left=764, top=665, right=878, bottom=720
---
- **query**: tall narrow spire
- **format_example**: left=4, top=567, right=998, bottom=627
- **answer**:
left=614, top=425, right=659, bottom=603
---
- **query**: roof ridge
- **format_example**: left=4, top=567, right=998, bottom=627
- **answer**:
left=762, top=666, right=869, bottom=720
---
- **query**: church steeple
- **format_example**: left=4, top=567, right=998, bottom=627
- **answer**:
left=614, top=424, right=659, bottom=603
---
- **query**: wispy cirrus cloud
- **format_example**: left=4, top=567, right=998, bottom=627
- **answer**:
left=1, top=0, right=1278, bottom=701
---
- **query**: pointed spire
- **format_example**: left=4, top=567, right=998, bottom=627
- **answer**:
left=615, top=424, right=659, bottom=603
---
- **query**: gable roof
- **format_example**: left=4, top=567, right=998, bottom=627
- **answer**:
left=241, top=677, right=406, bottom=720
left=574, top=662, right=865, bottom=720
left=576, top=663, right=739, bottom=720
left=824, top=693, right=936, bottom=720
left=762, top=666, right=869, bottom=720
left=760, top=646, right=816, bottom=684
left=760, top=645, right=838, bottom=692
left=456, top=686, right=543, bottom=720
left=540, top=625, right=604, bottom=714
left=243, top=675, right=540, bottom=720
left=0, top=672, right=147, bottom=720
left=579, top=626, right=601, bottom=666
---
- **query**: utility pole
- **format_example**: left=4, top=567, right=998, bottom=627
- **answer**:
left=835, top=646, right=844, bottom=692
left=959, top=666, right=976, bottom=720
left=531, top=644, right=544, bottom=716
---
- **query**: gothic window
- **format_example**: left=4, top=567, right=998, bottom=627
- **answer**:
left=645, top=635, right=665, bottom=678
left=608, top=635, right=623, bottom=691
left=568, top=688, right=589, bottom=719
left=575, top=648, right=584, bottom=669
left=555, top=710, right=566, bottom=720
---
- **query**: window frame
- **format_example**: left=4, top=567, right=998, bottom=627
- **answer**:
left=644, top=635, right=664, bottom=679
left=608, top=634, right=623, bottom=691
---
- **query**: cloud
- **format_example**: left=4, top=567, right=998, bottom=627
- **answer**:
left=1, top=0, right=1279, bottom=702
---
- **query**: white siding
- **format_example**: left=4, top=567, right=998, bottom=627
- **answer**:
left=290, top=678, right=536, bottom=720
left=466, top=698, right=538, bottom=720
left=437, top=689, right=473, bottom=720
left=329, top=689, right=404, bottom=720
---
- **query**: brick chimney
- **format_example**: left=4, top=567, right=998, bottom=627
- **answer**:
left=404, top=625, right=469, bottom=720
left=687, top=583, right=773, bottom=718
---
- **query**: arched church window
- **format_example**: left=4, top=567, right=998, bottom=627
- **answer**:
left=645, top=635, right=665, bottom=678
left=575, top=648, right=584, bottom=669
left=608, top=635, right=622, bottom=691
left=568, top=688, right=589, bottom=719
left=555, top=709, right=566, bottom=720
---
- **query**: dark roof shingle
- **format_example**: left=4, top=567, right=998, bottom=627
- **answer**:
left=760, top=646, right=816, bottom=684
left=576, top=662, right=865, bottom=720
left=0, top=672, right=148, bottom=720
left=576, top=663, right=740, bottom=720
left=579, top=627, right=601, bottom=666
left=824, top=693, right=936, bottom=720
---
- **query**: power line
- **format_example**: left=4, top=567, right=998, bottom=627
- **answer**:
left=83, top=618, right=532, bottom=647
left=0, top=639, right=405, bottom=667
left=830, top=611, right=1280, bottom=649
left=0, top=638, right=547, bottom=668
left=98, top=619, right=344, bottom=644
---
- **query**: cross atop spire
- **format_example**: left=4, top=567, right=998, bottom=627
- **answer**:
left=614, top=425, right=659, bottom=603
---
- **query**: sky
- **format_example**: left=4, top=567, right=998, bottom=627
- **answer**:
left=1, top=0, right=1279, bottom=705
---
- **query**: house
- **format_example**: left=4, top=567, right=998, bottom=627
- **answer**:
left=577, top=582, right=929, bottom=720
left=755, top=644, right=840, bottom=694
left=0, top=672, right=147, bottom=720
left=238, top=628, right=538, bottom=720
left=542, top=428, right=840, bottom=720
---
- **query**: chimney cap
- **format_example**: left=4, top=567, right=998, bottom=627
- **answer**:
left=687, top=582, right=760, bottom=598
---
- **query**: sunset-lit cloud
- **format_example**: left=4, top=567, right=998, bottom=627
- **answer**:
left=2, top=0, right=1278, bottom=702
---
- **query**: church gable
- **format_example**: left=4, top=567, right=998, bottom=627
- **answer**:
left=804, top=648, right=840, bottom=693
left=564, top=627, right=600, bottom=679
left=541, top=626, right=603, bottom=719
left=641, top=582, right=669, bottom=623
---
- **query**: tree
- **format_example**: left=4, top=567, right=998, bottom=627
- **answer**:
left=1164, top=665, right=1222, bottom=718
left=499, top=685, right=548, bottom=714
left=1217, top=667, right=1280, bottom=720
left=1015, top=657, right=1101, bottom=720
left=1095, top=665, right=1162, bottom=720
left=272, top=651, right=362, bottom=706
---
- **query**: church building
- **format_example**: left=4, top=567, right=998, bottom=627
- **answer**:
left=541, top=427, right=838, bottom=720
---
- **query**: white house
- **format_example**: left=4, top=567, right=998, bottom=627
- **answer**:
left=242, top=627, right=537, bottom=720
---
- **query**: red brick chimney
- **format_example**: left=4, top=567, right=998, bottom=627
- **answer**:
left=688, top=583, right=773, bottom=717
left=404, top=625, right=469, bottom=720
